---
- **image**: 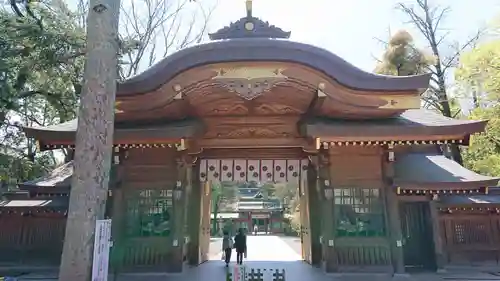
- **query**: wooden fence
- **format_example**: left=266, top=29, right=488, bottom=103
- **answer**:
left=0, top=214, right=66, bottom=265
left=439, top=213, right=500, bottom=266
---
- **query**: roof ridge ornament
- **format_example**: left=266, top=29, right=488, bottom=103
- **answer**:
left=208, top=0, right=291, bottom=40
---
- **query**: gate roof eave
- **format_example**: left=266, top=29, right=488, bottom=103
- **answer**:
left=115, top=39, right=431, bottom=97
left=23, top=118, right=204, bottom=149
left=303, top=109, right=487, bottom=144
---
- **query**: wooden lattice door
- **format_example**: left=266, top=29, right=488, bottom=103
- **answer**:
left=400, top=202, right=436, bottom=271
left=199, top=181, right=212, bottom=263
left=119, top=188, right=172, bottom=270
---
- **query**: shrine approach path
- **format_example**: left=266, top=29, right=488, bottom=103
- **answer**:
left=170, top=235, right=328, bottom=281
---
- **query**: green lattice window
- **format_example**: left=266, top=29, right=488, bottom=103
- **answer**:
left=334, top=187, right=385, bottom=237
left=125, top=189, right=172, bottom=237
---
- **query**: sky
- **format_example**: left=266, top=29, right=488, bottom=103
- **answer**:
left=65, top=0, right=499, bottom=73
left=205, top=0, right=499, bottom=72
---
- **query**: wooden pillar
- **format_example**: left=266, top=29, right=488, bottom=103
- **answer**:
left=429, top=200, right=446, bottom=272
left=308, top=157, right=323, bottom=267
left=299, top=170, right=311, bottom=263
left=319, top=149, right=337, bottom=272
left=383, top=147, right=405, bottom=274
left=187, top=158, right=201, bottom=265
left=169, top=153, right=189, bottom=272
left=109, top=147, right=125, bottom=272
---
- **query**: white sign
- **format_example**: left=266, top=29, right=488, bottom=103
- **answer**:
left=91, top=219, right=112, bottom=281
left=232, top=265, right=247, bottom=281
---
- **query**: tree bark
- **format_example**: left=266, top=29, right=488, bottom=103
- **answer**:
left=58, top=0, right=121, bottom=280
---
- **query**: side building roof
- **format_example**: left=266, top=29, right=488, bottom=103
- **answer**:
left=394, top=153, right=499, bottom=192
left=23, top=118, right=204, bottom=149
left=19, top=161, right=73, bottom=190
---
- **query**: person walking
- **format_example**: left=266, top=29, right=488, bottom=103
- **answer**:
left=222, top=231, right=233, bottom=267
left=234, top=228, right=247, bottom=265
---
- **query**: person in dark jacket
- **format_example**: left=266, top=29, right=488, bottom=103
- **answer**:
left=233, top=228, right=247, bottom=265
left=221, top=231, right=233, bottom=267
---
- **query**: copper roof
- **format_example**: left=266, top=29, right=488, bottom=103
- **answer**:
left=394, top=153, right=499, bottom=189
left=23, top=118, right=203, bottom=144
left=116, top=39, right=431, bottom=96
left=19, top=161, right=73, bottom=189
left=438, top=195, right=500, bottom=205
left=304, top=109, right=487, bottom=140
left=0, top=198, right=69, bottom=209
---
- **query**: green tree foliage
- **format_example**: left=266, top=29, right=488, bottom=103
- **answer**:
left=211, top=182, right=238, bottom=235
left=0, top=2, right=85, bottom=123
left=0, top=0, right=214, bottom=187
left=463, top=108, right=500, bottom=176
left=374, top=30, right=435, bottom=76
left=456, top=37, right=500, bottom=176
left=0, top=2, right=85, bottom=184
left=456, top=40, right=500, bottom=101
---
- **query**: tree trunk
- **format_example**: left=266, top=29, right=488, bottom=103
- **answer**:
left=58, top=0, right=121, bottom=280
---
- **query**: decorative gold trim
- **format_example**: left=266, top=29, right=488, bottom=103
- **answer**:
left=439, top=207, right=500, bottom=213
left=213, top=67, right=287, bottom=80
left=377, top=95, right=421, bottom=109
left=320, top=139, right=464, bottom=148
left=115, top=101, right=124, bottom=114
left=315, top=138, right=321, bottom=150
left=395, top=187, right=486, bottom=195
left=42, top=142, right=185, bottom=150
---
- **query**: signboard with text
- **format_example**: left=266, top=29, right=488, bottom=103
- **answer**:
left=91, top=219, right=112, bottom=281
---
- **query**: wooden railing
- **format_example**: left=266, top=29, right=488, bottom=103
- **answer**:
left=439, top=214, right=500, bottom=266
left=333, top=237, right=391, bottom=271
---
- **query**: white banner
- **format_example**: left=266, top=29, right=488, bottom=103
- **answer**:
left=232, top=265, right=246, bottom=281
left=91, top=219, right=112, bottom=281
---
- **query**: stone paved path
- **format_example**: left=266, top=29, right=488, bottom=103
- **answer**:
left=159, top=235, right=327, bottom=281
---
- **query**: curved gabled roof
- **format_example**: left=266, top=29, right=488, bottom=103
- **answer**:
left=116, top=38, right=431, bottom=96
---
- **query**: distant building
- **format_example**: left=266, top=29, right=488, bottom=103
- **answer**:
left=211, top=186, right=285, bottom=234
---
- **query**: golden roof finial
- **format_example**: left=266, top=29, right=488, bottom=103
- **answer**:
left=246, top=0, right=252, bottom=17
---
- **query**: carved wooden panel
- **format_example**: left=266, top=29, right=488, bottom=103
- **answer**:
left=186, top=86, right=310, bottom=117
left=199, top=159, right=309, bottom=184
left=252, top=84, right=314, bottom=115
left=186, top=88, right=250, bottom=116
left=211, top=67, right=288, bottom=100
left=203, top=117, right=300, bottom=139
left=116, top=61, right=420, bottom=121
